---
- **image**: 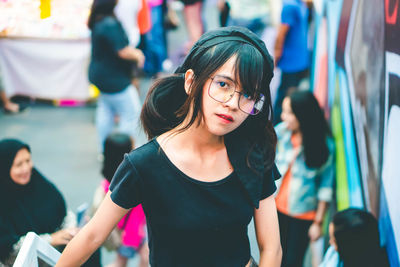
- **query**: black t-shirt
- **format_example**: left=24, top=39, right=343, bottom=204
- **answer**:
left=110, top=139, right=277, bottom=267
left=88, top=16, right=133, bottom=94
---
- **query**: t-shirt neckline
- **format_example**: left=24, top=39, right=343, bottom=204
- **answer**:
left=152, top=139, right=235, bottom=186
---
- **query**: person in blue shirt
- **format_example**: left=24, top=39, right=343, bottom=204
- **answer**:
left=273, top=0, right=310, bottom=124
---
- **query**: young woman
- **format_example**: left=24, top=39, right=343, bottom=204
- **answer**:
left=88, top=0, right=145, bottom=152
left=321, top=208, right=389, bottom=267
left=0, top=139, right=100, bottom=266
left=56, top=26, right=282, bottom=267
left=275, top=90, right=334, bottom=267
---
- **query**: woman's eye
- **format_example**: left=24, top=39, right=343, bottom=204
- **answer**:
left=218, top=81, right=227, bottom=87
left=243, top=93, right=253, bottom=100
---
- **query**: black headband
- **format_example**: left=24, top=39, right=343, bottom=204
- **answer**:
left=175, top=26, right=274, bottom=82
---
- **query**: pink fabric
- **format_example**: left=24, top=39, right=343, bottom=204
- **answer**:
left=102, top=179, right=147, bottom=249
left=101, top=179, right=110, bottom=192
left=147, top=0, right=163, bottom=7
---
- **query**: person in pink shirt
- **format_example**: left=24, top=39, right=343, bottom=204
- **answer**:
left=91, top=133, right=148, bottom=267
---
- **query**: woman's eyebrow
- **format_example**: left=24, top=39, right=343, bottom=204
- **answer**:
left=215, top=74, right=237, bottom=84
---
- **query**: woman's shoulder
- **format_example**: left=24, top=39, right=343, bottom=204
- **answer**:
left=95, top=16, right=121, bottom=31
left=32, top=169, right=61, bottom=192
left=124, top=139, right=160, bottom=167
left=274, top=122, right=289, bottom=137
left=31, top=169, right=66, bottom=208
left=274, top=123, right=292, bottom=145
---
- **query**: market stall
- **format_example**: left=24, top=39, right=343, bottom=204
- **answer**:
left=0, top=0, right=93, bottom=101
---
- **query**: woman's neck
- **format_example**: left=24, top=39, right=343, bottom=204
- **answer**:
left=291, top=130, right=302, bottom=147
left=161, top=119, right=225, bottom=156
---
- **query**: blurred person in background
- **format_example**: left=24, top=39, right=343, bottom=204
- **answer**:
left=180, top=0, right=204, bottom=53
left=0, top=67, right=20, bottom=114
left=320, top=208, right=389, bottom=267
left=114, top=0, right=142, bottom=48
left=142, top=0, right=168, bottom=78
left=88, top=0, right=145, bottom=153
left=220, top=0, right=272, bottom=37
left=273, top=0, right=310, bottom=125
left=89, top=133, right=148, bottom=267
left=216, top=0, right=230, bottom=27
left=0, top=90, right=19, bottom=114
left=275, top=90, right=334, bottom=267
left=0, top=139, right=101, bottom=266
left=114, top=0, right=149, bottom=89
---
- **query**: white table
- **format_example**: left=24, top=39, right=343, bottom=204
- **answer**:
left=0, top=38, right=91, bottom=100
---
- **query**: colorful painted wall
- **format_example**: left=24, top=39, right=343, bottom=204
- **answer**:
left=311, top=0, right=400, bottom=265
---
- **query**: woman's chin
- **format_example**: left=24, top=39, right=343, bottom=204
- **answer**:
left=16, top=175, right=31, bottom=185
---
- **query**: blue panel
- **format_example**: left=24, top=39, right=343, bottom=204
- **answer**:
left=310, top=5, right=323, bottom=91
left=326, top=0, right=343, bottom=108
left=337, top=68, right=363, bottom=207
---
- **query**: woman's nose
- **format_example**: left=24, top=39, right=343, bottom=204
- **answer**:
left=223, top=91, right=240, bottom=110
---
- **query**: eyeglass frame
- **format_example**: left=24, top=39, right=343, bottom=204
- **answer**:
left=207, top=75, right=265, bottom=115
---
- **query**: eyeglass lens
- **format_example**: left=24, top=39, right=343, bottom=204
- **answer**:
left=208, top=75, right=264, bottom=115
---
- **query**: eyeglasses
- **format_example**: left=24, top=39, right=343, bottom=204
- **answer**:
left=208, top=75, right=265, bottom=115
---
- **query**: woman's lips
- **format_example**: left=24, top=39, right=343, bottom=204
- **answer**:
left=216, top=114, right=234, bottom=123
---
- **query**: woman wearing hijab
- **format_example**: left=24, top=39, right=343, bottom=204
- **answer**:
left=0, top=139, right=100, bottom=266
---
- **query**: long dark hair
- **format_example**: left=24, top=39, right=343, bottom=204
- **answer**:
left=333, top=208, right=388, bottom=267
left=141, top=27, right=277, bottom=170
left=289, top=90, right=331, bottom=168
left=102, top=133, right=133, bottom=182
left=88, top=0, right=117, bottom=30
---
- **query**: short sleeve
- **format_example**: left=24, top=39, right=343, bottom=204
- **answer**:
left=100, top=19, right=129, bottom=54
left=260, top=164, right=281, bottom=200
left=281, top=4, right=298, bottom=27
left=109, top=154, right=142, bottom=209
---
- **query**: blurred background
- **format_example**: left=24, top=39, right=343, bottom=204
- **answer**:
left=0, top=0, right=399, bottom=266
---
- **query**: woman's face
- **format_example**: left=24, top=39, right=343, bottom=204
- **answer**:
left=281, top=97, right=300, bottom=132
left=10, top=148, right=33, bottom=185
left=198, top=56, right=250, bottom=136
left=329, top=223, right=338, bottom=251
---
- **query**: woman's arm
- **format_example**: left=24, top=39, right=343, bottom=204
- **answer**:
left=55, top=192, right=129, bottom=267
left=274, top=24, right=289, bottom=66
left=254, top=195, right=282, bottom=267
left=309, top=142, right=334, bottom=241
left=118, top=47, right=145, bottom=67
left=308, top=200, right=329, bottom=241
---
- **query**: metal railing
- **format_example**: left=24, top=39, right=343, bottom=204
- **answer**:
left=13, top=232, right=61, bottom=267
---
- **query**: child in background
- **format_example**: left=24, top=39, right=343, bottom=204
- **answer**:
left=320, top=208, right=389, bottom=267
left=90, top=133, right=148, bottom=267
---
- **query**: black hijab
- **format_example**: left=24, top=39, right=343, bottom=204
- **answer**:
left=0, top=139, right=67, bottom=261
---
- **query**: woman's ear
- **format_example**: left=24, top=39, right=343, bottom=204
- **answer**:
left=184, top=69, right=194, bottom=95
